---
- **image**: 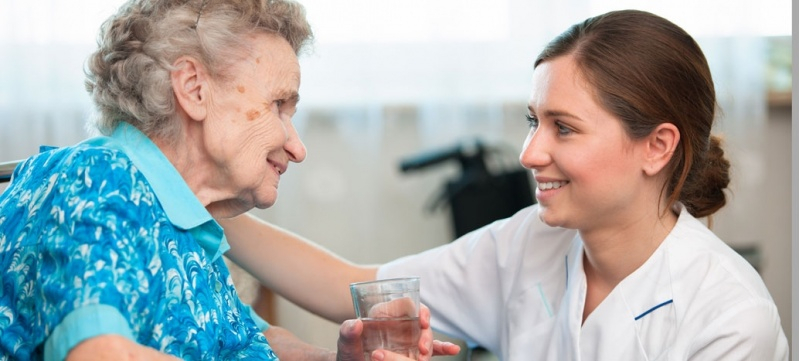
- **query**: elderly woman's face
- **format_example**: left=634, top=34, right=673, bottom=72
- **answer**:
left=203, top=33, right=305, bottom=214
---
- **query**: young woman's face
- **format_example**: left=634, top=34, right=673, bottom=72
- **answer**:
left=520, top=55, right=650, bottom=232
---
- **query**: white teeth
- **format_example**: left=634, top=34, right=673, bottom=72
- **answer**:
left=538, top=181, right=568, bottom=190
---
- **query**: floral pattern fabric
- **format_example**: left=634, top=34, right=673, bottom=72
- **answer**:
left=0, top=129, right=277, bottom=360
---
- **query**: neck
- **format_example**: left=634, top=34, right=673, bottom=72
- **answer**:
left=579, top=203, right=677, bottom=324
left=581, top=203, right=678, bottom=287
left=153, top=119, right=227, bottom=212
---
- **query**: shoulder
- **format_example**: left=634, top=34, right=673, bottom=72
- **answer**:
left=666, top=212, right=771, bottom=301
left=479, top=204, right=575, bottom=243
left=9, top=141, right=141, bottom=197
left=379, top=204, right=575, bottom=289
left=681, top=295, right=788, bottom=359
left=483, top=204, right=577, bottom=260
left=664, top=212, right=787, bottom=358
left=1, top=141, right=162, bottom=247
left=23, top=142, right=154, bottom=209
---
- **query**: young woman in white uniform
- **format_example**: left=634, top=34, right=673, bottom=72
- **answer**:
left=221, top=9, right=789, bottom=361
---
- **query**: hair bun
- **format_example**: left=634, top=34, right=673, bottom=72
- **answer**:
left=682, top=135, right=730, bottom=218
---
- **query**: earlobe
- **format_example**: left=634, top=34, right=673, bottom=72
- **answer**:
left=171, top=56, right=207, bottom=122
left=643, top=123, right=680, bottom=176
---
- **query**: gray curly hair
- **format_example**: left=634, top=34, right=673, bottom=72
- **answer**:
left=84, top=0, right=313, bottom=139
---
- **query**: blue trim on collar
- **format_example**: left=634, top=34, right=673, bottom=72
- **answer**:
left=93, top=122, right=230, bottom=261
left=634, top=299, right=673, bottom=321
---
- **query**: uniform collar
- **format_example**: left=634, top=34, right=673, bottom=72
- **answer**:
left=105, top=122, right=230, bottom=261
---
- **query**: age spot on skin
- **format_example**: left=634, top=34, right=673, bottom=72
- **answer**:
left=246, top=109, right=260, bottom=121
left=255, top=57, right=261, bottom=64
left=237, top=85, right=246, bottom=93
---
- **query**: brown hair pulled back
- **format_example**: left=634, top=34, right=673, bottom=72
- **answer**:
left=84, top=0, right=313, bottom=140
left=534, top=9, right=730, bottom=218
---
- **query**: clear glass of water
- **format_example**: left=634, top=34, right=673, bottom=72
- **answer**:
left=350, top=277, right=421, bottom=360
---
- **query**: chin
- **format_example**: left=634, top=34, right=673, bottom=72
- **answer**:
left=255, top=193, right=278, bottom=209
left=537, top=206, right=567, bottom=228
left=250, top=184, right=279, bottom=209
left=254, top=198, right=277, bottom=209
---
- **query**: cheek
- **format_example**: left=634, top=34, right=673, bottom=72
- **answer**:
left=245, top=116, right=286, bottom=149
left=567, top=144, right=631, bottom=183
left=245, top=109, right=261, bottom=121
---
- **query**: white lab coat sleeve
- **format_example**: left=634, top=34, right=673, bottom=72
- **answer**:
left=686, top=298, right=789, bottom=361
left=377, top=207, right=536, bottom=353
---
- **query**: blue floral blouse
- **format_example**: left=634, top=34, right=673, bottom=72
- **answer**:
left=0, top=123, right=278, bottom=360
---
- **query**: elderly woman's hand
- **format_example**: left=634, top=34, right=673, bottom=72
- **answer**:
left=336, top=304, right=460, bottom=361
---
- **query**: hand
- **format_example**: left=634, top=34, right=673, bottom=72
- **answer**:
left=336, top=304, right=460, bottom=361
left=416, top=305, right=460, bottom=361
left=367, top=349, right=415, bottom=361
left=336, top=319, right=365, bottom=361
left=368, top=342, right=461, bottom=361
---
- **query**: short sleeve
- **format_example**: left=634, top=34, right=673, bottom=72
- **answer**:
left=378, top=205, right=572, bottom=354
left=377, top=224, right=508, bottom=349
left=33, top=148, right=161, bottom=356
left=44, top=304, right=135, bottom=361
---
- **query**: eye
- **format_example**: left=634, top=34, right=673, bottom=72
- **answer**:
left=525, top=114, right=539, bottom=129
left=555, top=121, right=573, bottom=135
left=274, top=99, right=285, bottom=108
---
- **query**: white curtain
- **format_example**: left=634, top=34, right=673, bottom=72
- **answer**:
left=0, top=0, right=791, bottom=352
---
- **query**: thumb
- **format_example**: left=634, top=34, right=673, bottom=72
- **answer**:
left=336, top=319, right=364, bottom=361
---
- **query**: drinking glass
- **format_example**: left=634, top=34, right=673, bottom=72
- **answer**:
left=350, top=277, right=421, bottom=360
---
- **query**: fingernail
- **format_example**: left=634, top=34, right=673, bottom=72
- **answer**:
left=371, top=350, right=385, bottom=361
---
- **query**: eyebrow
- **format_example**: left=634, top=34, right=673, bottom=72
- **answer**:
left=528, top=106, right=583, bottom=122
left=275, top=91, right=300, bottom=105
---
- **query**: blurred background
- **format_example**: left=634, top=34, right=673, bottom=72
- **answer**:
left=0, top=0, right=792, bottom=359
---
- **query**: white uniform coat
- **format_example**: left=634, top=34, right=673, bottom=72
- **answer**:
left=378, top=204, right=788, bottom=360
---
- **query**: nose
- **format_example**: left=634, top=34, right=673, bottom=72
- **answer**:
left=518, top=128, right=550, bottom=170
left=285, top=122, right=307, bottom=163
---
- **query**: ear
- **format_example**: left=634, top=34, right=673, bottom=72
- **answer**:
left=171, top=56, right=208, bottom=122
left=642, top=122, right=680, bottom=176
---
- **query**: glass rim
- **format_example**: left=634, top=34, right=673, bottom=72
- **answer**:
left=349, top=276, right=420, bottom=288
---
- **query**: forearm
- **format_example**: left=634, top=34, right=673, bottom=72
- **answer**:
left=221, top=213, right=378, bottom=322
left=66, top=335, right=181, bottom=361
left=265, top=326, right=336, bottom=361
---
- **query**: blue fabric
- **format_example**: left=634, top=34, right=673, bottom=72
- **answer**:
left=0, top=123, right=277, bottom=360
left=243, top=304, right=272, bottom=332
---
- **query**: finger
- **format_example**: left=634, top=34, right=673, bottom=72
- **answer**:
left=431, top=340, right=462, bottom=356
left=370, top=349, right=414, bottom=361
left=367, top=297, right=417, bottom=318
left=417, top=325, right=433, bottom=360
left=336, top=319, right=364, bottom=361
left=416, top=304, right=435, bottom=357
left=419, top=304, right=431, bottom=329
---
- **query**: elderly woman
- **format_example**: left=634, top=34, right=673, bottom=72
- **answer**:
left=0, top=1, right=448, bottom=360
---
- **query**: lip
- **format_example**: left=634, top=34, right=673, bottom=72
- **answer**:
left=268, top=159, right=287, bottom=175
left=534, top=175, right=567, bottom=185
left=533, top=176, right=568, bottom=203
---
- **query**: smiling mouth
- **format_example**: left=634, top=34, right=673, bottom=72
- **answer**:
left=538, top=181, right=569, bottom=190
